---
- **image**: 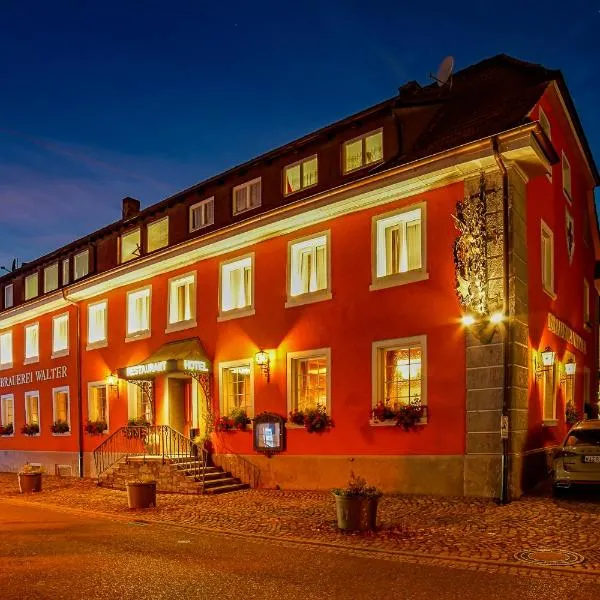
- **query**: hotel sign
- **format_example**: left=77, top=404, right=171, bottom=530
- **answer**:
left=547, top=314, right=586, bottom=354
left=0, top=365, right=68, bottom=389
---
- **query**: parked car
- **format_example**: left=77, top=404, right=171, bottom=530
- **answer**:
left=553, top=420, right=600, bottom=495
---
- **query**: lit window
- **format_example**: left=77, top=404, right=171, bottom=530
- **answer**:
left=220, top=255, right=253, bottom=316
left=168, top=273, right=196, bottom=329
left=24, top=323, right=39, bottom=362
left=287, top=349, right=330, bottom=414
left=120, top=228, right=141, bottom=263
left=541, top=221, right=554, bottom=296
left=88, top=382, right=108, bottom=428
left=373, top=337, right=426, bottom=413
left=74, top=250, right=89, bottom=280
left=219, top=360, right=254, bottom=417
left=52, top=313, right=69, bottom=356
left=62, top=259, right=70, bottom=285
left=190, top=197, right=215, bottom=232
left=52, top=387, right=70, bottom=432
left=25, top=273, right=39, bottom=301
left=44, top=263, right=59, bottom=293
left=288, top=233, right=330, bottom=303
left=0, top=331, right=13, bottom=368
left=584, top=280, right=590, bottom=325
left=562, top=153, right=572, bottom=201
left=25, top=391, right=40, bottom=428
left=343, top=129, right=383, bottom=174
left=0, top=394, right=14, bottom=433
left=127, top=382, right=152, bottom=423
left=4, top=284, right=13, bottom=309
left=539, top=107, right=551, bottom=140
left=233, top=178, right=261, bottom=215
left=147, top=217, right=169, bottom=253
left=127, top=287, right=151, bottom=337
left=284, top=155, right=318, bottom=196
left=88, top=301, right=107, bottom=347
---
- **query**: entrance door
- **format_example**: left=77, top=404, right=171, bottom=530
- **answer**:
left=168, top=378, right=192, bottom=436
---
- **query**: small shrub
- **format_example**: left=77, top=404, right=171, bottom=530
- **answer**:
left=85, top=420, right=108, bottom=435
left=0, top=423, right=14, bottom=436
left=50, top=420, right=70, bottom=434
left=21, top=423, right=40, bottom=436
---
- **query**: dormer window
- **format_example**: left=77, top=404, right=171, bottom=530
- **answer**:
left=190, top=197, right=215, bottom=232
left=44, top=263, right=59, bottom=293
left=25, top=273, right=39, bottom=301
left=120, top=228, right=141, bottom=264
left=147, top=217, right=169, bottom=253
left=74, top=250, right=89, bottom=280
left=343, top=129, right=383, bottom=174
left=284, top=156, right=318, bottom=196
left=4, top=284, right=13, bottom=309
left=233, top=178, right=261, bottom=215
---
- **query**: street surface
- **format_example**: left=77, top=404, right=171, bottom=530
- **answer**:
left=0, top=500, right=598, bottom=600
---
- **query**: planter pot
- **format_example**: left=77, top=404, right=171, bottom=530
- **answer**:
left=126, top=482, right=157, bottom=509
left=18, top=472, right=42, bottom=493
left=334, top=495, right=379, bottom=531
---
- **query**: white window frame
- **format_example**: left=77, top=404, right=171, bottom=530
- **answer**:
left=370, top=202, right=428, bottom=291
left=126, top=285, right=152, bottom=341
left=584, top=279, right=591, bottom=327
left=0, top=330, right=13, bottom=370
left=218, top=358, right=254, bottom=419
left=120, top=227, right=142, bottom=264
left=562, top=152, right=572, bottom=202
left=371, top=335, right=428, bottom=425
left=24, top=390, right=41, bottom=434
left=87, top=381, right=109, bottom=433
left=4, top=284, right=13, bottom=309
left=74, top=249, right=89, bottom=280
left=286, top=231, right=332, bottom=307
left=52, top=386, right=71, bottom=436
left=147, top=216, right=169, bottom=253
left=52, top=312, right=69, bottom=358
left=232, top=177, right=262, bottom=216
left=0, top=393, right=14, bottom=436
left=218, top=253, right=255, bottom=321
left=283, top=155, right=318, bottom=196
left=342, top=128, right=383, bottom=174
left=189, top=197, right=215, bottom=232
left=286, top=348, right=332, bottom=421
left=24, top=272, right=39, bottom=301
left=87, top=300, right=108, bottom=350
left=44, top=263, right=59, bottom=293
left=541, top=220, right=556, bottom=299
left=62, top=258, right=70, bottom=286
left=24, top=322, right=40, bottom=364
left=166, top=271, right=197, bottom=333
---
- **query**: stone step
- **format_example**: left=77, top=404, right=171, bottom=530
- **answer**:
left=173, top=462, right=216, bottom=472
left=204, top=483, right=250, bottom=495
left=202, top=476, right=241, bottom=489
left=183, top=471, right=229, bottom=482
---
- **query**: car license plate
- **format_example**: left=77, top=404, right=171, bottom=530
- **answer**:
left=583, top=456, right=600, bottom=463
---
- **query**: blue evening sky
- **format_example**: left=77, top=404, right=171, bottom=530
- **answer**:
left=0, top=1, right=598, bottom=268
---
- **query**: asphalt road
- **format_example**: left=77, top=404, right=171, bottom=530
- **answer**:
left=0, top=499, right=598, bottom=600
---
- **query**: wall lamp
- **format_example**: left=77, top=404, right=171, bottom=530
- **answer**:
left=535, top=346, right=555, bottom=379
left=255, top=350, right=271, bottom=383
left=561, top=357, right=576, bottom=383
left=106, top=372, right=119, bottom=391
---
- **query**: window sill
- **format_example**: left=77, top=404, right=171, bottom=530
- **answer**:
left=24, top=357, right=39, bottom=365
left=165, top=320, right=197, bottom=334
left=0, top=363, right=13, bottom=371
left=343, top=158, right=384, bottom=176
left=285, top=291, right=332, bottom=309
left=51, top=350, right=69, bottom=359
left=86, top=341, right=108, bottom=351
left=23, top=433, right=41, bottom=438
left=542, top=419, right=558, bottom=427
left=125, top=331, right=151, bottom=343
left=370, top=271, right=429, bottom=292
left=0, top=433, right=14, bottom=438
left=542, top=287, right=557, bottom=301
left=369, top=419, right=428, bottom=427
left=52, top=432, right=71, bottom=437
left=286, top=423, right=306, bottom=429
left=283, top=182, right=318, bottom=198
left=217, top=308, right=255, bottom=322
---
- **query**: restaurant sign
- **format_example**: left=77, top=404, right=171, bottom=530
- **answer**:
left=120, top=359, right=210, bottom=380
left=0, top=365, right=68, bottom=389
left=547, top=313, right=586, bottom=354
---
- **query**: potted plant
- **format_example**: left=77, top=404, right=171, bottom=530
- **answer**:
left=50, top=420, right=70, bottom=434
left=332, top=472, right=382, bottom=531
left=127, top=417, right=152, bottom=428
left=566, top=403, right=580, bottom=426
left=0, top=423, right=14, bottom=436
left=126, top=475, right=157, bottom=509
left=216, top=415, right=234, bottom=431
left=371, top=402, right=397, bottom=423
left=371, top=401, right=425, bottom=430
left=230, top=407, right=251, bottom=430
left=85, top=420, right=108, bottom=435
left=289, top=404, right=333, bottom=433
left=18, top=463, right=45, bottom=493
left=21, top=423, right=40, bottom=436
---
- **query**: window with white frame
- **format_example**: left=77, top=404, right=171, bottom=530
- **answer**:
left=542, top=364, right=557, bottom=423
left=4, top=284, right=13, bottom=309
left=562, top=153, right=572, bottom=201
left=24, top=323, right=39, bottom=362
left=88, top=301, right=107, bottom=347
left=584, top=280, right=590, bottom=325
left=25, top=273, right=39, bottom=301
left=287, top=349, right=330, bottom=414
left=168, top=273, right=196, bottom=328
left=373, top=337, right=426, bottom=412
left=219, top=360, right=254, bottom=417
left=127, top=382, right=152, bottom=423
left=0, top=394, right=14, bottom=433
left=88, top=382, right=108, bottom=426
left=541, top=221, right=555, bottom=296
left=284, top=155, right=318, bottom=196
left=288, top=233, right=330, bottom=302
left=52, top=313, right=69, bottom=356
left=62, top=258, right=70, bottom=285
left=189, top=197, right=215, bottom=232
left=52, top=386, right=70, bottom=431
left=220, top=255, right=253, bottom=316
left=44, top=263, right=59, bottom=293
left=127, top=287, right=151, bottom=337
left=147, top=217, right=169, bottom=253
left=233, top=178, right=261, bottom=215
left=539, top=107, right=551, bottom=140
left=25, top=391, right=40, bottom=428
left=74, top=250, right=89, bottom=280
left=120, top=228, right=141, bottom=263
left=0, top=331, right=13, bottom=368
left=343, top=129, right=383, bottom=174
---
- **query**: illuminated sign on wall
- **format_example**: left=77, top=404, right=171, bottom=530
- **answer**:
left=0, top=365, right=68, bottom=389
left=125, top=361, right=168, bottom=378
left=183, top=360, right=209, bottom=372
left=547, top=314, right=587, bottom=354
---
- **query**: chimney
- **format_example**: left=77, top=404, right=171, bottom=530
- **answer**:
left=122, top=197, right=141, bottom=221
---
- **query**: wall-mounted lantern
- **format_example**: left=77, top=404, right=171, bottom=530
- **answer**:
left=255, top=350, right=271, bottom=383
left=106, top=372, right=119, bottom=391
left=561, top=357, right=576, bottom=383
left=535, top=346, right=555, bottom=379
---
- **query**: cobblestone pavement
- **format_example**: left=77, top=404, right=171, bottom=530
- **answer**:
left=2, top=473, right=600, bottom=575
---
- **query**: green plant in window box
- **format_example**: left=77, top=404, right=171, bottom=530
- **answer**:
left=85, top=420, right=108, bottom=435
left=51, top=420, right=70, bottom=434
left=394, top=401, right=425, bottom=431
left=288, top=404, right=333, bottom=433
left=21, top=423, right=40, bottom=436
left=332, top=472, right=382, bottom=531
left=0, top=423, right=13, bottom=435
left=371, top=402, right=397, bottom=423
left=216, top=416, right=235, bottom=431
left=230, top=407, right=251, bottom=430
left=127, top=417, right=152, bottom=428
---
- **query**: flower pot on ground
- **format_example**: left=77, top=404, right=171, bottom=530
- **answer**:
left=0, top=423, right=13, bottom=436
left=85, top=420, right=108, bottom=435
left=21, top=423, right=40, bottom=436
left=18, top=464, right=44, bottom=493
left=126, top=478, right=157, bottom=509
left=50, top=420, right=70, bottom=434
left=332, top=472, right=382, bottom=531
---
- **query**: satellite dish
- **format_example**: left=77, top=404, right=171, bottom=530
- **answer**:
left=431, top=56, right=454, bottom=87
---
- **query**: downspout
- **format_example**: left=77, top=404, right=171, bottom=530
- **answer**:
left=492, top=137, right=511, bottom=505
left=62, top=290, right=84, bottom=478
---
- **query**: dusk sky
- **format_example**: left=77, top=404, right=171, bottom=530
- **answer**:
left=1, top=1, right=598, bottom=269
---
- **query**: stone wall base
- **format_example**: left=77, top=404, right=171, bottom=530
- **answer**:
left=0, top=450, right=81, bottom=477
left=510, top=447, right=555, bottom=497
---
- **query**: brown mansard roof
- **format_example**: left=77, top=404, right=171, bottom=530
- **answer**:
left=2, top=53, right=598, bottom=284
